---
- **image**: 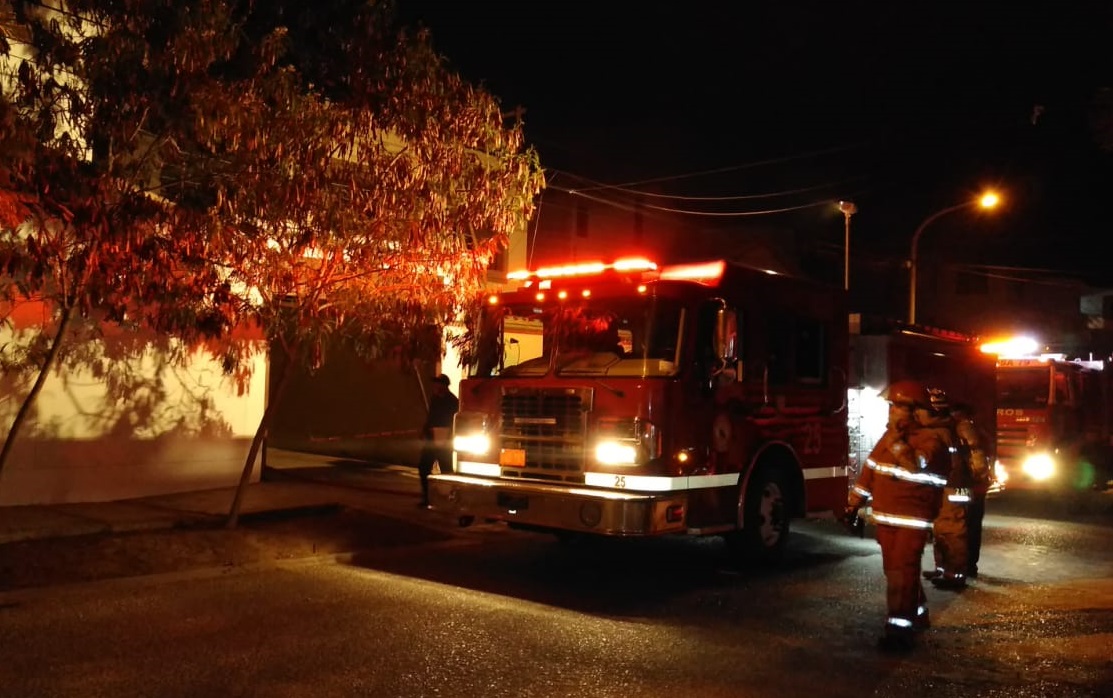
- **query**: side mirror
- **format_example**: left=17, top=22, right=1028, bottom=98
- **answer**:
left=715, top=308, right=741, bottom=382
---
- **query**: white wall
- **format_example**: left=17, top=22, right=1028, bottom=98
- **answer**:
left=0, top=320, right=268, bottom=506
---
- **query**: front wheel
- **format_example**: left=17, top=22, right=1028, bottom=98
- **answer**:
left=726, top=465, right=791, bottom=564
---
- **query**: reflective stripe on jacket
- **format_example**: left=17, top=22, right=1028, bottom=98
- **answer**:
left=849, top=425, right=949, bottom=528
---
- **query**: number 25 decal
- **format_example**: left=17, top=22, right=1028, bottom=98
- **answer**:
left=614, top=475, right=626, bottom=488
left=801, top=422, right=822, bottom=455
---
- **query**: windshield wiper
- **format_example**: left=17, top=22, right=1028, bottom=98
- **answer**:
left=592, top=379, right=624, bottom=398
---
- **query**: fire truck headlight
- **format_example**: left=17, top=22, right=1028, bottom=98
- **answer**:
left=594, top=418, right=659, bottom=465
left=452, top=412, right=491, bottom=456
left=595, top=441, right=639, bottom=465
left=1021, top=453, right=1056, bottom=481
left=992, top=460, right=1009, bottom=489
left=454, top=433, right=491, bottom=456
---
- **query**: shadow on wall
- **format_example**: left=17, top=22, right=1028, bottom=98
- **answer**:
left=0, top=319, right=268, bottom=506
left=268, top=339, right=432, bottom=467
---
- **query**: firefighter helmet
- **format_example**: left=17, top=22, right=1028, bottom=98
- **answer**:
left=882, top=379, right=932, bottom=407
left=927, top=387, right=950, bottom=411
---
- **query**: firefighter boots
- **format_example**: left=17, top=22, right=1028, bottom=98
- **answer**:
left=930, top=574, right=967, bottom=591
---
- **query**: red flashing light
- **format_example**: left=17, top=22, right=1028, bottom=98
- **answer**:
left=536, top=261, right=606, bottom=278
left=659, top=260, right=726, bottom=283
left=507, top=258, right=658, bottom=282
left=504, top=257, right=729, bottom=290
left=612, top=257, right=658, bottom=272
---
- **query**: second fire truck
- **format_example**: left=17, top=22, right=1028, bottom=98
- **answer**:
left=429, top=258, right=850, bottom=562
left=991, top=350, right=1113, bottom=492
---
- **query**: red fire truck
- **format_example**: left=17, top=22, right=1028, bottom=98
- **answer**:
left=429, top=258, right=850, bottom=562
left=992, top=352, right=1113, bottom=492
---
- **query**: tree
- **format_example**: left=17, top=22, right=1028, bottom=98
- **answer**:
left=1, top=0, right=543, bottom=521
left=0, top=0, right=236, bottom=485
left=191, top=1, right=543, bottom=525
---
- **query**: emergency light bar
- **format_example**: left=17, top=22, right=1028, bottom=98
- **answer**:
left=506, top=257, right=733, bottom=286
left=507, top=257, right=658, bottom=281
left=658, top=260, right=727, bottom=282
left=979, top=336, right=1039, bottom=357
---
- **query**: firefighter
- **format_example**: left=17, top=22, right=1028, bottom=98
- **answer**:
left=918, top=387, right=971, bottom=590
left=845, top=379, right=950, bottom=652
left=949, top=400, right=993, bottom=579
left=920, top=389, right=993, bottom=588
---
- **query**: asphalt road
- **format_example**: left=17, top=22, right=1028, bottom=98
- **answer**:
left=0, top=472, right=1110, bottom=698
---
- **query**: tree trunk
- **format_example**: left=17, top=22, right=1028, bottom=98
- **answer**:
left=0, top=302, right=76, bottom=482
left=225, top=340, right=298, bottom=528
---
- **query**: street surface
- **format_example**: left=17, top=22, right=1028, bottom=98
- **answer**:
left=1, top=465, right=1111, bottom=698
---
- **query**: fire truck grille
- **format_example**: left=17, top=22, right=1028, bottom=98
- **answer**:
left=499, top=387, right=591, bottom=483
left=996, top=426, right=1029, bottom=463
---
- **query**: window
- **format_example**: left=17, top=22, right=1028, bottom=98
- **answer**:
left=489, top=248, right=507, bottom=274
left=766, top=314, right=827, bottom=386
left=1052, top=371, right=1069, bottom=405
left=794, top=318, right=825, bottom=383
left=767, top=316, right=792, bottom=385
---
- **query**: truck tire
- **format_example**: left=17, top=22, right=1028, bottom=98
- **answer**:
left=726, top=465, right=791, bottom=564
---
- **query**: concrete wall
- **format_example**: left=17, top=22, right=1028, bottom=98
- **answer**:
left=266, top=340, right=432, bottom=467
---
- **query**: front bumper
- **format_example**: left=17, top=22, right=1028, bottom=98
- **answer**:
left=428, top=474, right=689, bottom=536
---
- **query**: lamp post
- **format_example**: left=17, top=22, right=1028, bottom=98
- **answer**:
left=907, top=191, right=1000, bottom=325
left=838, top=200, right=857, bottom=290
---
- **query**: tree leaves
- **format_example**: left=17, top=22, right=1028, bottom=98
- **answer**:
left=0, top=0, right=543, bottom=493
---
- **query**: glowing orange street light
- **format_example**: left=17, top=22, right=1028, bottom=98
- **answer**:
left=908, top=190, right=1001, bottom=325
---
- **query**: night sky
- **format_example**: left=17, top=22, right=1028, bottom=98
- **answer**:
left=397, top=2, right=1113, bottom=286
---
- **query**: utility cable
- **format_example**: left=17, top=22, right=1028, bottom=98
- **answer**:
left=568, top=141, right=872, bottom=193
left=587, top=173, right=875, bottom=202
left=552, top=184, right=853, bottom=218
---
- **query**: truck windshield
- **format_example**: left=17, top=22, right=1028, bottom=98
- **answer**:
left=997, top=367, right=1051, bottom=409
left=472, top=296, right=684, bottom=378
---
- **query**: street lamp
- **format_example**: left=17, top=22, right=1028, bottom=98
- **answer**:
left=907, top=191, right=1000, bottom=325
left=838, top=200, right=857, bottom=290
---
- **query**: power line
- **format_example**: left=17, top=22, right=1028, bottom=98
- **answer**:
left=638, top=197, right=841, bottom=217
left=547, top=179, right=877, bottom=217
left=550, top=184, right=857, bottom=218
left=567, top=141, right=872, bottom=193
left=569, top=173, right=875, bottom=202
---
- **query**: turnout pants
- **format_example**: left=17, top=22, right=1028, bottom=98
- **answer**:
left=931, top=490, right=969, bottom=578
left=876, top=524, right=930, bottom=631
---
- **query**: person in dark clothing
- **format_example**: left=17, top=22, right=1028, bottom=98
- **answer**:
left=418, top=374, right=459, bottom=508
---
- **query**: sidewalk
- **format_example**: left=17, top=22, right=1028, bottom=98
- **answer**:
left=5, top=453, right=1108, bottom=547
left=0, top=450, right=419, bottom=545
